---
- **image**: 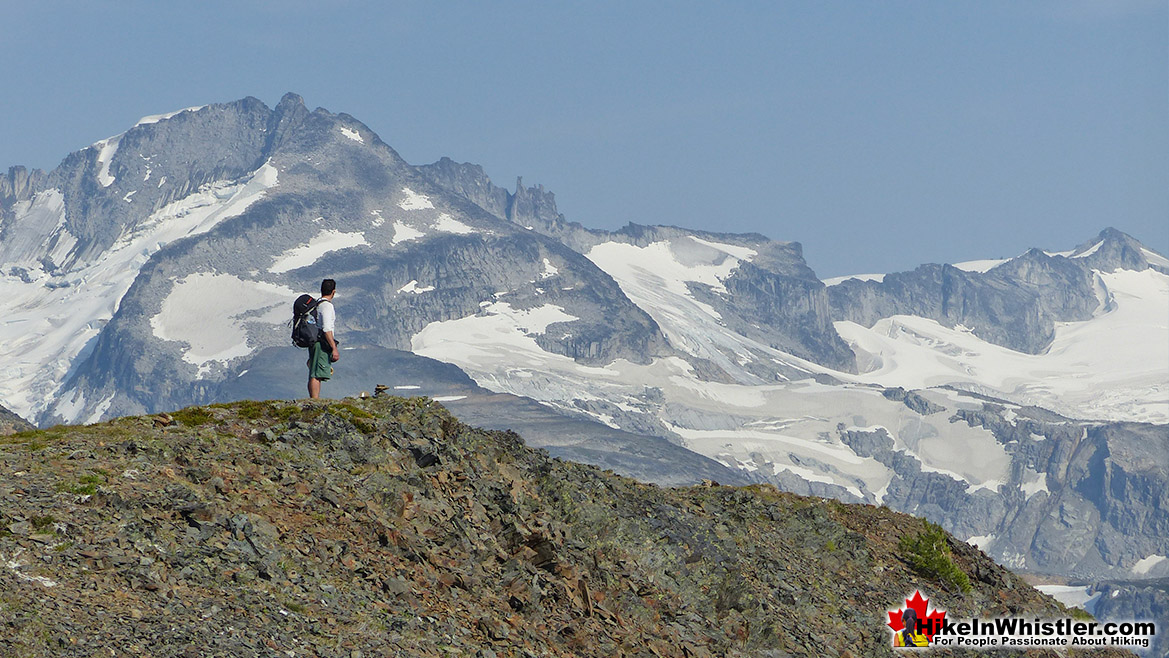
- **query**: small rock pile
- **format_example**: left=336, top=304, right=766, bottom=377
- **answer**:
left=0, top=397, right=1127, bottom=657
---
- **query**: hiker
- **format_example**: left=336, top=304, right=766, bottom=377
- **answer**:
left=893, top=607, right=929, bottom=647
left=308, top=278, right=339, bottom=399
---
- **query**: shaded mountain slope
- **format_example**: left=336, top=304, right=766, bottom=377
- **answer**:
left=826, top=228, right=1167, bottom=355
left=0, top=403, right=33, bottom=436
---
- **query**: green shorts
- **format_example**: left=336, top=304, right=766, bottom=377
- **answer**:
left=308, top=341, right=333, bottom=380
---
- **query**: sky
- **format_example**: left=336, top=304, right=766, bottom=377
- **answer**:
left=2, top=1, right=1166, bottom=277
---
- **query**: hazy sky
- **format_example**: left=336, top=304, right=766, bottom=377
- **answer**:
left=2, top=1, right=1165, bottom=276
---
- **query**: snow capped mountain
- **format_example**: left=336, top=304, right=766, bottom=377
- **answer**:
left=834, top=268, right=1167, bottom=424
left=1, top=94, right=1166, bottom=583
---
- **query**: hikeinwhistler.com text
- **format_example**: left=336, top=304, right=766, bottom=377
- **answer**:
left=919, top=617, right=1156, bottom=650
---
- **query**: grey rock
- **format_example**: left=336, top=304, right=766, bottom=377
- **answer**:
left=828, top=228, right=1160, bottom=355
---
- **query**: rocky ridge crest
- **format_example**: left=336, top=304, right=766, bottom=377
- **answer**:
left=0, top=397, right=1122, bottom=657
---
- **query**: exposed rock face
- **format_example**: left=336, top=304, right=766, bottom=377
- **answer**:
left=0, top=165, right=47, bottom=208
left=1073, top=227, right=1169, bottom=275
left=0, top=397, right=1130, bottom=657
left=840, top=400, right=1169, bottom=583
left=420, top=161, right=857, bottom=373
left=1091, top=580, right=1169, bottom=657
left=828, top=259, right=1084, bottom=355
left=0, top=404, right=33, bottom=436
left=827, top=229, right=1162, bottom=355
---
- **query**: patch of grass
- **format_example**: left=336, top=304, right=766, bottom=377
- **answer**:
left=54, top=469, right=109, bottom=496
left=328, top=403, right=378, bottom=433
left=3, top=427, right=66, bottom=450
left=171, top=407, right=216, bottom=427
left=898, top=520, right=972, bottom=593
left=332, top=402, right=374, bottom=419
left=30, top=516, right=56, bottom=532
left=56, top=482, right=97, bottom=495
left=210, top=400, right=282, bottom=421
left=285, top=601, right=308, bottom=614
left=1067, top=606, right=1095, bottom=621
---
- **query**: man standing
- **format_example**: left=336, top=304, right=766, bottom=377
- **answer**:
left=308, top=278, right=339, bottom=399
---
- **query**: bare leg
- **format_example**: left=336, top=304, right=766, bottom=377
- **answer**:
left=308, top=377, right=321, bottom=399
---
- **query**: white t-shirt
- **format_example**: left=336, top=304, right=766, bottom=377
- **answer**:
left=315, top=299, right=335, bottom=334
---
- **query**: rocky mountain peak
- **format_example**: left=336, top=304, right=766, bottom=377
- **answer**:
left=0, top=165, right=47, bottom=208
left=275, top=91, right=306, bottom=113
left=1067, top=227, right=1166, bottom=274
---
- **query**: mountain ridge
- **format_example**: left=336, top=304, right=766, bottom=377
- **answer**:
left=0, top=396, right=1131, bottom=657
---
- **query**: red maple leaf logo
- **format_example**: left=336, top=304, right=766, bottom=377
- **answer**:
left=887, top=590, right=947, bottom=641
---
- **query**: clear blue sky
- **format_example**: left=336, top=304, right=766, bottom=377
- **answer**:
left=3, top=1, right=1165, bottom=276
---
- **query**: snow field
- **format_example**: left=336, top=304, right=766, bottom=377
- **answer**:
left=834, top=270, right=1169, bottom=423
left=0, top=163, right=279, bottom=422
left=585, top=237, right=791, bottom=382
left=410, top=296, right=1012, bottom=501
left=1036, top=585, right=1101, bottom=614
left=269, top=229, right=368, bottom=274
left=151, top=272, right=294, bottom=375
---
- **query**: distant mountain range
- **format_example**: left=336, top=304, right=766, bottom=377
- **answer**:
left=2, top=94, right=1166, bottom=595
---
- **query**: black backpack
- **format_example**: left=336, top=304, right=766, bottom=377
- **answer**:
left=290, top=294, right=322, bottom=348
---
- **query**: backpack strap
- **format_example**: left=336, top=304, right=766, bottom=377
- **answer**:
left=314, top=298, right=333, bottom=319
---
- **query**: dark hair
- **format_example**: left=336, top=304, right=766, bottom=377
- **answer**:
left=321, top=278, right=336, bottom=296
left=902, top=608, right=919, bottom=637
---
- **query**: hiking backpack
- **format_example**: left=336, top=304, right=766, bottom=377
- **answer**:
left=290, top=294, right=321, bottom=348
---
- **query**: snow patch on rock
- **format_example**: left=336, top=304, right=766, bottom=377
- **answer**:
left=151, top=273, right=294, bottom=375
left=1131, top=554, right=1168, bottom=577
left=952, top=259, right=1009, bottom=273
left=433, top=213, right=475, bottom=235
left=822, top=273, right=886, bottom=286
left=398, top=188, right=434, bottom=210
left=397, top=280, right=435, bottom=295
left=391, top=221, right=424, bottom=245
left=135, top=106, right=205, bottom=127
left=269, top=230, right=368, bottom=274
